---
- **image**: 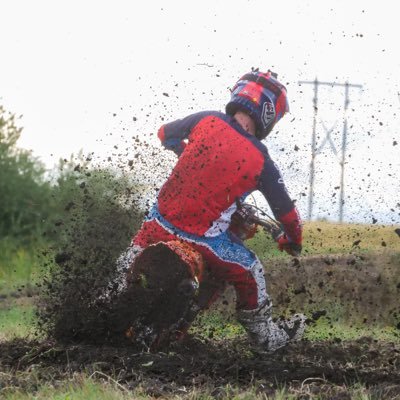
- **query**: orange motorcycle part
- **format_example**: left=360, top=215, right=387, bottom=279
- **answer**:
left=162, top=240, right=205, bottom=283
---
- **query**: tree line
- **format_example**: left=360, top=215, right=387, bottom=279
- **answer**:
left=0, top=104, right=143, bottom=256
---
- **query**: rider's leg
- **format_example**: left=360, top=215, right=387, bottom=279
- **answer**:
left=110, top=220, right=178, bottom=296
left=129, top=219, right=306, bottom=351
left=236, top=299, right=306, bottom=353
left=133, top=219, right=177, bottom=248
left=97, top=243, right=144, bottom=301
left=112, top=244, right=143, bottom=293
left=189, top=237, right=306, bottom=353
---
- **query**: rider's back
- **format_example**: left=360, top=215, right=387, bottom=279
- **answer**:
left=158, top=111, right=269, bottom=237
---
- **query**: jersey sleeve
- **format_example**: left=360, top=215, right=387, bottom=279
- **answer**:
left=157, top=111, right=210, bottom=156
left=257, top=155, right=303, bottom=244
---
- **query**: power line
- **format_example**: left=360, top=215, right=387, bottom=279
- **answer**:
left=298, top=78, right=362, bottom=222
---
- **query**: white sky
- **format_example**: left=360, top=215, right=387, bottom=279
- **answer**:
left=1, top=0, right=399, bottom=224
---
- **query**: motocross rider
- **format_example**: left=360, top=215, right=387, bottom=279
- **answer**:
left=123, top=70, right=306, bottom=353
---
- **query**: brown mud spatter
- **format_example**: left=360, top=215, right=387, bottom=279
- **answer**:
left=105, top=242, right=196, bottom=346
left=38, top=241, right=196, bottom=346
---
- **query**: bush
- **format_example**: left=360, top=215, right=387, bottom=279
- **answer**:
left=0, top=105, right=53, bottom=245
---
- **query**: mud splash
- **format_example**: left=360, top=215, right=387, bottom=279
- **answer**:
left=36, top=167, right=144, bottom=344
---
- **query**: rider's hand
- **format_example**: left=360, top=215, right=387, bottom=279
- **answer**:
left=277, top=235, right=302, bottom=257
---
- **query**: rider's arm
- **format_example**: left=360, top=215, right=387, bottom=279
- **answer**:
left=257, top=155, right=302, bottom=246
left=157, top=111, right=212, bottom=156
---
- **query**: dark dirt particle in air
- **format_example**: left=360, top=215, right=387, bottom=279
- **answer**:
left=293, top=285, right=306, bottom=295
left=54, top=252, right=71, bottom=265
left=311, top=310, right=327, bottom=321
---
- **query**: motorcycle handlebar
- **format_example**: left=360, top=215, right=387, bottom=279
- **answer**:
left=240, top=202, right=301, bottom=257
left=248, top=215, right=284, bottom=241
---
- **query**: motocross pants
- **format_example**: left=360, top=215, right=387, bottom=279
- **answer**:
left=114, top=207, right=306, bottom=352
left=130, top=206, right=269, bottom=311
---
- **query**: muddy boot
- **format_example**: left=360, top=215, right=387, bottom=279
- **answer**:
left=237, top=302, right=306, bottom=353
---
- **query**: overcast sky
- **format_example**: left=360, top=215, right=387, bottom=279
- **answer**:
left=1, top=0, right=399, bottom=224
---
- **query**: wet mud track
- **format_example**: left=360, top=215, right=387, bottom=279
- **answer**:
left=1, top=336, right=399, bottom=397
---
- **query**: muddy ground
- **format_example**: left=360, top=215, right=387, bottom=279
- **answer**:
left=1, top=335, right=399, bottom=398
left=1, top=252, right=400, bottom=398
left=3, top=219, right=400, bottom=399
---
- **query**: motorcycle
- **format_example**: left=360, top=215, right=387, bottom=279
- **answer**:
left=110, top=201, right=298, bottom=351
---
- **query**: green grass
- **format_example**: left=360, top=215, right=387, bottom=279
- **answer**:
left=303, top=220, right=400, bottom=254
left=248, top=220, right=400, bottom=261
left=0, top=239, right=44, bottom=296
left=2, top=221, right=397, bottom=295
left=2, top=375, right=134, bottom=400
left=0, top=299, right=36, bottom=341
left=0, top=373, right=383, bottom=400
left=1, top=376, right=280, bottom=400
left=305, top=317, right=400, bottom=342
left=190, top=309, right=400, bottom=344
left=190, top=310, right=246, bottom=340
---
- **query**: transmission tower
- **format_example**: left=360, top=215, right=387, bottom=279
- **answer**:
left=298, top=78, right=362, bottom=222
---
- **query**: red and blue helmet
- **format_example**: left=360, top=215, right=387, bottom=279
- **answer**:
left=226, top=70, right=289, bottom=140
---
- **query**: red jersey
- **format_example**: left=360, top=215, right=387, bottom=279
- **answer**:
left=157, top=111, right=302, bottom=244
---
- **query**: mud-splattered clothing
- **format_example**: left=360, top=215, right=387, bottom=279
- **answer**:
left=157, top=111, right=302, bottom=243
left=133, top=207, right=267, bottom=310
left=133, top=111, right=302, bottom=310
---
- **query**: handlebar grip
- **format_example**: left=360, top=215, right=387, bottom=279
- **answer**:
left=255, top=219, right=284, bottom=241
left=240, top=205, right=284, bottom=242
